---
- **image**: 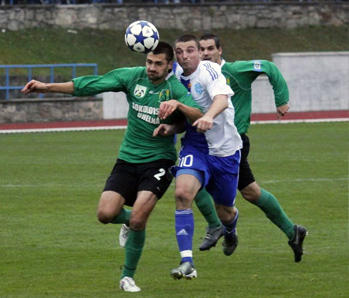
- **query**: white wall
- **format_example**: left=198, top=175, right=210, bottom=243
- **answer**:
left=103, top=52, right=349, bottom=119
left=103, top=92, right=128, bottom=119
left=252, top=51, right=349, bottom=113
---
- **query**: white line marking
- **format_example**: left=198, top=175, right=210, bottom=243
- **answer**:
left=260, top=177, right=347, bottom=184
left=251, top=118, right=349, bottom=125
left=0, top=126, right=127, bottom=134
left=0, top=118, right=347, bottom=134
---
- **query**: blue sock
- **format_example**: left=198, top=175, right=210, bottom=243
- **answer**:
left=223, top=208, right=239, bottom=238
left=175, top=209, right=194, bottom=264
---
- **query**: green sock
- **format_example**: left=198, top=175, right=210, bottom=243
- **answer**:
left=256, top=188, right=295, bottom=240
left=121, top=229, right=145, bottom=279
left=111, top=208, right=131, bottom=225
left=195, top=189, right=221, bottom=229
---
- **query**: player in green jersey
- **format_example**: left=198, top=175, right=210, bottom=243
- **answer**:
left=195, top=33, right=307, bottom=262
left=21, top=42, right=203, bottom=292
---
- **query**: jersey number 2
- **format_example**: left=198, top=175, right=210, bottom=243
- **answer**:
left=154, top=168, right=166, bottom=181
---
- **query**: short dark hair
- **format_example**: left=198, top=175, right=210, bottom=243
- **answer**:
left=199, top=32, right=221, bottom=49
left=174, top=34, right=200, bottom=50
left=152, top=41, right=174, bottom=62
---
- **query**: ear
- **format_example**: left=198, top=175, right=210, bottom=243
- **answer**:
left=168, top=60, right=174, bottom=71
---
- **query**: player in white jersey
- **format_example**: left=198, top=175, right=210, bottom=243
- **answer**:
left=155, top=34, right=242, bottom=280
left=177, top=61, right=242, bottom=157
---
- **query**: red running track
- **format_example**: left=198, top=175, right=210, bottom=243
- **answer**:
left=0, top=110, right=348, bottom=131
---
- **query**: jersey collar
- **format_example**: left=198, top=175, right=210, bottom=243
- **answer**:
left=220, top=58, right=226, bottom=68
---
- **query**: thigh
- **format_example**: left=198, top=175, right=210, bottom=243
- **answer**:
left=238, top=134, right=256, bottom=191
left=130, top=190, right=159, bottom=230
left=137, top=159, right=174, bottom=200
left=206, top=151, right=240, bottom=207
left=175, top=173, right=202, bottom=209
left=103, top=159, right=138, bottom=206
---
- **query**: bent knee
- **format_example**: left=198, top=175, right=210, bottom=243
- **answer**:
left=174, top=188, right=195, bottom=210
left=97, top=210, right=115, bottom=224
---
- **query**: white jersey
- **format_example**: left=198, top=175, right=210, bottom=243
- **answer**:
left=173, top=61, right=242, bottom=157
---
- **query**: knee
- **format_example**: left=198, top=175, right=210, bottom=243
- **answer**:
left=175, top=187, right=193, bottom=206
left=97, top=209, right=115, bottom=224
left=240, top=183, right=261, bottom=203
left=96, top=191, right=124, bottom=224
left=129, top=218, right=145, bottom=231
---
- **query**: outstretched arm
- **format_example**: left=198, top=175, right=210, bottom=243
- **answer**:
left=21, top=80, right=74, bottom=95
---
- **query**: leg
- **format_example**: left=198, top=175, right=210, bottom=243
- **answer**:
left=215, top=204, right=239, bottom=256
left=241, top=182, right=295, bottom=239
left=97, top=190, right=132, bottom=247
left=195, top=188, right=221, bottom=230
left=241, top=184, right=308, bottom=262
left=195, top=188, right=223, bottom=251
left=239, top=134, right=307, bottom=261
left=121, top=190, right=157, bottom=275
left=205, top=151, right=241, bottom=256
left=96, top=191, right=140, bottom=292
left=120, top=190, right=159, bottom=292
left=239, top=134, right=295, bottom=238
left=171, top=173, right=201, bottom=280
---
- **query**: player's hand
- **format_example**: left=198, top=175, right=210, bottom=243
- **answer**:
left=158, top=100, right=179, bottom=120
left=21, top=80, right=48, bottom=94
left=192, top=115, right=213, bottom=133
left=153, top=124, right=176, bottom=137
left=277, top=104, right=289, bottom=119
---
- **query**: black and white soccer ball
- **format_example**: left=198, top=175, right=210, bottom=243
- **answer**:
left=125, top=20, right=160, bottom=54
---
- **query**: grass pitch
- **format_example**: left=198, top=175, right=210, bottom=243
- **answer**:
left=0, top=122, right=348, bottom=298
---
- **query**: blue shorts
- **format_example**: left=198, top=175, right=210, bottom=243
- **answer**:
left=172, top=145, right=241, bottom=207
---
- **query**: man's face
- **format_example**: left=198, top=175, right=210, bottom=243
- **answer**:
left=175, top=40, right=201, bottom=75
left=146, top=53, right=171, bottom=84
left=199, top=39, right=222, bottom=64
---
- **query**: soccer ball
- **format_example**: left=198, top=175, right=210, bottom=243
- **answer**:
left=125, top=20, right=160, bottom=54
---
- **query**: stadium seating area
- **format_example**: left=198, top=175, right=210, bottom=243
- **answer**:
left=2, top=0, right=201, bottom=4
left=2, top=0, right=343, bottom=5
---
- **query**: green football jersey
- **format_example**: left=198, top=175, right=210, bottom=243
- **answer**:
left=221, top=60, right=289, bottom=134
left=72, top=67, right=200, bottom=163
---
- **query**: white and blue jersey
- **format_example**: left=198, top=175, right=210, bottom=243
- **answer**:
left=172, top=61, right=242, bottom=206
left=173, top=61, right=242, bottom=157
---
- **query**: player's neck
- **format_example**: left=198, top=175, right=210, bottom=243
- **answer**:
left=182, top=62, right=200, bottom=76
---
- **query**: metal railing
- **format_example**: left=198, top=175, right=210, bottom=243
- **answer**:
left=0, top=63, right=98, bottom=100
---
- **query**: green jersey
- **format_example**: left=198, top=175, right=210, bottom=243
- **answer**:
left=221, top=60, right=289, bottom=134
left=72, top=67, right=200, bottom=163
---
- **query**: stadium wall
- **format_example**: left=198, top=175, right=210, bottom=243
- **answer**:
left=0, top=97, right=102, bottom=123
left=0, top=2, right=347, bottom=31
left=251, top=51, right=349, bottom=113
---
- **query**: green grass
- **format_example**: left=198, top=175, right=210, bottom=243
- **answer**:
left=0, top=121, right=348, bottom=297
left=0, top=26, right=348, bottom=76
